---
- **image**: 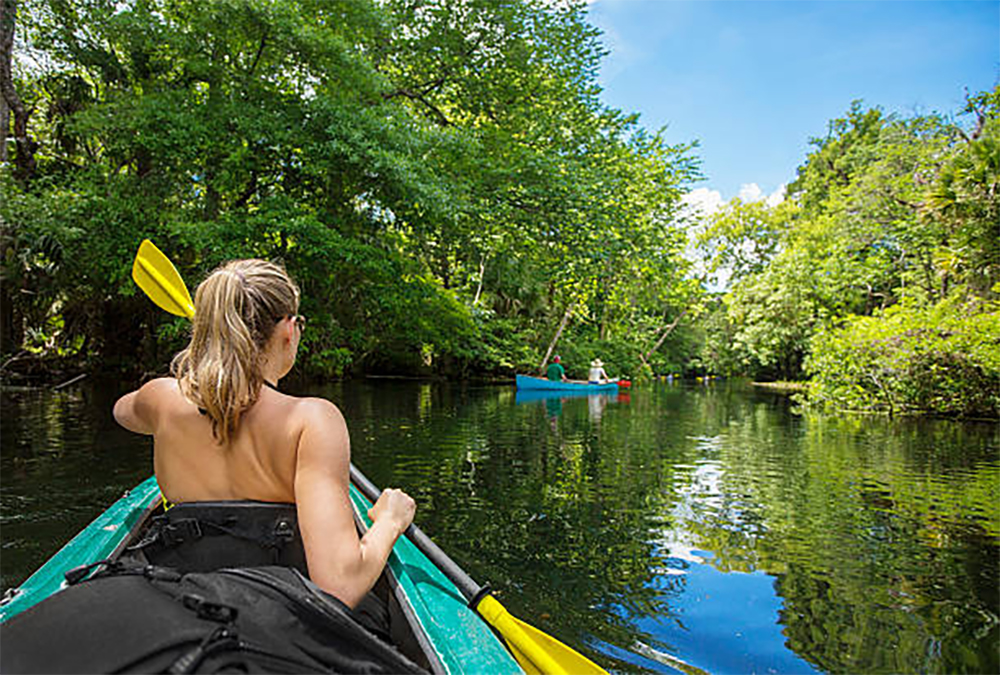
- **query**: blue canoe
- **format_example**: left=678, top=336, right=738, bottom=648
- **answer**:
left=516, top=374, right=619, bottom=393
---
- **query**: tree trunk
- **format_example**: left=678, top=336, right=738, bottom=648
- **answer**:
left=0, top=71, right=8, bottom=163
left=472, top=253, right=487, bottom=306
left=642, top=309, right=688, bottom=365
left=438, top=250, right=451, bottom=289
left=1, top=223, right=23, bottom=353
left=0, top=277, right=21, bottom=353
left=1, top=0, right=36, bottom=182
left=921, top=253, right=935, bottom=300
left=538, top=305, right=573, bottom=373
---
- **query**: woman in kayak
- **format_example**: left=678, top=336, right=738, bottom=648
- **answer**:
left=112, top=259, right=415, bottom=610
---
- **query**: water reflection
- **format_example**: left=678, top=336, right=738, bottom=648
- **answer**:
left=515, top=389, right=621, bottom=431
left=2, top=381, right=997, bottom=674
left=0, top=383, right=153, bottom=591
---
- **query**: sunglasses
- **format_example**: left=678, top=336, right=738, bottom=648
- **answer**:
left=277, top=314, right=307, bottom=333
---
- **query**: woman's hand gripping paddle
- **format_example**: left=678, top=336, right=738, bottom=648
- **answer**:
left=130, top=240, right=608, bottom=675
left=349, top=466, right=607, bottom=675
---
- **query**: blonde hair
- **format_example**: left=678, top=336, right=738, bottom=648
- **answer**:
left=171, top=259, right=300, bottom=444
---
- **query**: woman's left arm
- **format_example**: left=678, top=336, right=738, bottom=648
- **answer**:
left=113, top=378, right=169, bottom=434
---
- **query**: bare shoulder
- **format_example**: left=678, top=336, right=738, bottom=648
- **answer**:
left=290, top=397, right=349, bottom=442
left=138, top=377, right=188, bottom=411
left=291, top=397, right=350, bottom=470
left=139, top=377, right=180, bottom=397
left=292, top=396, right=346, bottom=424
left=114, top=377, right=181, bottom=434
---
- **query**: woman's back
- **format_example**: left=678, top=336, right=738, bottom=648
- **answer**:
left=114, top=258, right=414, bottom=609
left=137, top=377, right=306, bottom=504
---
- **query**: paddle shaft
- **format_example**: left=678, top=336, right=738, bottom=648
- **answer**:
left=348, top=464, right=483, bottom=603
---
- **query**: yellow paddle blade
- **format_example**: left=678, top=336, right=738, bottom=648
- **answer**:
left=133, top=239, right=195, bottom=319
left=476, top=595, right=607, bottom=675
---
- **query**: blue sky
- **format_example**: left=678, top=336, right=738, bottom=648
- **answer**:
left=586, top=0, right=1000, bottom=208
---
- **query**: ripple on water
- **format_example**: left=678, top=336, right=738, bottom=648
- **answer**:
left=5, top=381, right=999, bottom=675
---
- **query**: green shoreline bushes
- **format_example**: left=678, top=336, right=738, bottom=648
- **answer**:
left=805, top=296, right=1000, bottom=418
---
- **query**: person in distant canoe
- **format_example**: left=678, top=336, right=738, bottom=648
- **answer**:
left=588, top=358, right=610, bottom=384
left=546, top=354, right=568, bottom=382
left=112, top=259, right=415, bottom=612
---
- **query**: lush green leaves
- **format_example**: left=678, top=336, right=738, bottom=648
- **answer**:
left=695, top=89, right=1000, bottom=415
left=806, top=298, right=1000, bottom=418
left=2, top=0, right=699, bottom=379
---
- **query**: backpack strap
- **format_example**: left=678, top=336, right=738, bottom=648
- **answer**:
left=130, top=502, right=307, bottom=575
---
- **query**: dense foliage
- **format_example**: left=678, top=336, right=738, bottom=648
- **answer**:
left=1, top=0, right=699, bottom=381
left=806, top=299, right=1000, bottom=418
left=695, top=89, right=1000, bottom=417
left=3, top=0, right=997, bottom=416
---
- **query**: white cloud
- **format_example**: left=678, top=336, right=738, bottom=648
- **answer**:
left=681, top=187, right=725, bottom=219
left=683, top=183, right=785, bottom=223
left=766, top=185, right=787, bottom=208
left=737, top=182, right=786, bottom=207
left=737, top=183, right=764, bottom=202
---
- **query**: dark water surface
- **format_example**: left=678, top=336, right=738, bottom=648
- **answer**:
left=2, top=380, right=998, bottom=674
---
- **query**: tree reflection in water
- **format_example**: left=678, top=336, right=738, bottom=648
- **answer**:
left=3, top=381, right=997, bottom=674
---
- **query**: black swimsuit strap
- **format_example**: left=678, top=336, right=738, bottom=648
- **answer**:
left=199, top=380, right=280, bottom=416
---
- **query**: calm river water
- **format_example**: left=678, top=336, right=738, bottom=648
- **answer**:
left=2, top=380, right=998, bottom=674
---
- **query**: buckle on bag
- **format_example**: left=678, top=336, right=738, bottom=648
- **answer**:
left=182, top=593, right=239, bottom=623
left=161, top=518, right=203, bottom=546
left=273, top=519, right=295, bottom=543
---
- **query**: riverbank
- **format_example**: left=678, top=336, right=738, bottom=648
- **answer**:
left=0, top=352, right=96, bottom=388
left=0, top=356, right=519, bottom=389
left=751, top=381, right=808, bottom=394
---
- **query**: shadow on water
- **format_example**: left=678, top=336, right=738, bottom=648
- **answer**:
left=3, top=379, right=998, bottom=674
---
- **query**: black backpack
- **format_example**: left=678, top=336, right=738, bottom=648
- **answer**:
left=0, top=565, right=427, bottom=674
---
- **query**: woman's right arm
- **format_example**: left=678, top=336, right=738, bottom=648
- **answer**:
left=293, top=399, right=415, bottom=608
left=113, top=378, right=171, bottom=434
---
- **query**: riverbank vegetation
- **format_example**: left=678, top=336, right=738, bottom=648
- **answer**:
left=693, top=91, right=1000, bottom=417
left=2, top=0, right=997, bottom=417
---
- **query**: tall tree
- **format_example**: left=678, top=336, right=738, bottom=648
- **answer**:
left=1, top=0, right=36, bottom=181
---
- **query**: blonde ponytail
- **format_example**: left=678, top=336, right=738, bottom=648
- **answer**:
left=171, top=260, right=299, bottom=444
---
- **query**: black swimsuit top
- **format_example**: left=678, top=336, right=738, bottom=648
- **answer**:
left=197, top=380, right=280, bottom=416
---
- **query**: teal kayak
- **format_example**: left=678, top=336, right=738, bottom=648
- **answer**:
left=516, top=374, right=619, bottom=392
left=0, top=476, right=522, bottom=675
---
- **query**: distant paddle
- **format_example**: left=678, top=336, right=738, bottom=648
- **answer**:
left=130, top=240, right=609, bottom=675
